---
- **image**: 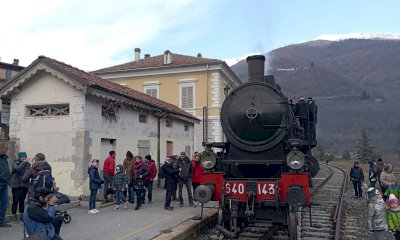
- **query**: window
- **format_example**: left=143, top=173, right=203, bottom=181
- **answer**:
left=5, top=69, right=12, bottom=81
left=144, top=86, right=158, bottom=99
left=180, top=84, right=194, bottom=109
left=166, top=119, right=173, bottom=128
left=139, top=114, right=147, bottom=123
left=184, top=124, right=189, bottom=132
left=143, top=81, right=160, bottom=99
left=27, top=104, right=69, bottom=117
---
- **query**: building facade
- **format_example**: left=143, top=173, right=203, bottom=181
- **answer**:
left=94, top=49, right=242, bottom=152
left=0, top=56, right=198, bottom=197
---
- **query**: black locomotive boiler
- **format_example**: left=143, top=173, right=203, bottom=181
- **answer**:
left=194, top=55, right=320, bottom=240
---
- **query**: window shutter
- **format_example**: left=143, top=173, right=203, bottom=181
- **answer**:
left=145, top=88, right=158, bottom=98
left=181, top=86, right=193, bottom=109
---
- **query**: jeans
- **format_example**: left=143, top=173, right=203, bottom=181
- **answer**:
left=12, top=187, right=28, bottom=215
left=352, top=180, right=362, bottom=197
left=51, top=215, right=63, bottom=235
left=128, top=186, right=135, bottom=201
left=103, top=174, right=113, bottom=199
left=178, top=178, right=193, bottom=205
left=0, top=186, right=8, bottom=224
left=89, top=189, right=98, bottom=210
left=115, top=190, right=126, bottom=205
left=145, top=180, right=153, bottom=202
left=165, top=190, right=172, bottom=207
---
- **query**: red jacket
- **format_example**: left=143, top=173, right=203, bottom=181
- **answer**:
left=191, top=160, right=204, bottom=183
left=145, top=160, right=157, bottom=181
left=103, top=156, right=115, bottom=176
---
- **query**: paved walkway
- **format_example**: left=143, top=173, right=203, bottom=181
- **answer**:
left=0, top=189, right=217, bottom=240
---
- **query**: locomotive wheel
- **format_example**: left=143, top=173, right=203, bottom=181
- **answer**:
left=288, top=207, right=298, bottom=240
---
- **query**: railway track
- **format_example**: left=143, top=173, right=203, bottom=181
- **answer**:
left=194, top=163, right=346, bottom=240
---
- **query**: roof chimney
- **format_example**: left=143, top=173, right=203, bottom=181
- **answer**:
left=163, top=50, right=172, bottom=64
left=134, top=48, right=141, bottom=62
left=13, top=59, right=19, bottom=66
left=197, top=53, right=202, bottom=58
left=144, top=54, right=150, bottom=58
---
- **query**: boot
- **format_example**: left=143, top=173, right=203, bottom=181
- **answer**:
left=134, top=205, right=140, bottom=210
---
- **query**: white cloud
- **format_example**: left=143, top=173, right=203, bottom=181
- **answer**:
left=0, top=0, right=216, bottom=70
left=315, top=32, right=400, bottom=41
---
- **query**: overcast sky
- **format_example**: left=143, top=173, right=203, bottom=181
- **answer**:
left=1, top=0, right=399, bottom=70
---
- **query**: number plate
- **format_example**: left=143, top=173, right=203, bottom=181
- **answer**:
left=225, top=181, right=247, bottom=201
left=256, top=181, right=277, bottom=202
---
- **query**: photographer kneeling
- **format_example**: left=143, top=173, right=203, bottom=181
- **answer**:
left=23, top=187, right=63, bottom=240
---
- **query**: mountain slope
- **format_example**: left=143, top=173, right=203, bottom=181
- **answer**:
left=231, top=39, right=400, bottom=158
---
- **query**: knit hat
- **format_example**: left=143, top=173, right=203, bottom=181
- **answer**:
left=367, top=187, right=376, bottom=199
left=126, top=151, right=133, bottom=158
left=18, top=152, right=27, bottom=159
left=388, top=194, right=398, bottom=205
left=145, top=155, right=151, bottom=160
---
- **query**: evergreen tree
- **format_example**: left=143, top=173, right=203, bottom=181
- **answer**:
left=354, top=129, right=376, bottom=163
left=342, top=150, right=351, bottom=161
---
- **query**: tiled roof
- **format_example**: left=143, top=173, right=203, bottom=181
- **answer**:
left=93, top=53, right=223, bottom=73
left=39, top=56, right=199, bottom=122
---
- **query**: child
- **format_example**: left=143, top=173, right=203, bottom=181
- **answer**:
left=387, top=194, right=400, bottom=240
left=367, top=188, right=387, bottom=240
left=88, top=159, right=104, bottom=214
left=113, top=164, right=127, bottom=210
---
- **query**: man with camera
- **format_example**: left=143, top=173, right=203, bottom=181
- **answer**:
left=24, top=187, right=63, bottom=240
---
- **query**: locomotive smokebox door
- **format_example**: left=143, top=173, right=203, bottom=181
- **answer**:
left=286, top=185, right=306, bottom=208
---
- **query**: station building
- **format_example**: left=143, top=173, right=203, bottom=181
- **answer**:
left=93, top=49, right=242, bottom=152
left=0, top=56, right=199, bottom=197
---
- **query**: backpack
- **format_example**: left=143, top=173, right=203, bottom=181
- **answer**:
left=33, top=170, right=54, bottom=190
left=158, top=165, right=165, bottom=179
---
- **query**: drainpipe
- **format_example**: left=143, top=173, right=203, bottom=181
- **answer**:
left=156, top=111, right=167, bottom=188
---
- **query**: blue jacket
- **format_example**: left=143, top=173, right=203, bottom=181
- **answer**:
left=350, top=167, right=364, bottom=181
left=0, top=154, right=10, bottom=188
left=23, top=199, right=56, bottom=240
left=88, top=166, right=103, bottom=190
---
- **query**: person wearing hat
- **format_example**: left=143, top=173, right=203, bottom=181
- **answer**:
left=88, top=159, right=104, bottom=214
left=387, top=194, right=400, bottom=239
left=10, top=152, right=31, bottom=222
left=293, top=96, right=310, bottom=140
left=367, top=188, right=387, bottom=240
left=307, top=97, right=318, bottom=141
left=350, top=161, right=364, bottom=198
left=123, top=151, right=135, bottom=203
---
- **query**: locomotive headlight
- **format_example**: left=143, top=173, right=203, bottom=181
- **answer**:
left=201, top=151, right=217, bottom=170
left=286, top=151, right=305, bottom=170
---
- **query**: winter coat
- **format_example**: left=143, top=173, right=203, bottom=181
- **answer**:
left=0, top=154, right=11, bottom=188
left=384, top=186, right=400, bottom=199
left=350, top=167, right=364, bottom=181
left=387, top=208, right=400, bottom=231
left=368, top=161, right=377, bottom=182
left=162, top=161, right=179, bottom=191
left=145, top=160, right=157, bottom=181
left=103, top=156, right=115, bottom=176
left=131, top=161, right=150, bottom=180
left=24, top=198, right=57, bottom=240
left=123, top=157, right=134, bottom=179
left=191, top=160, right=204, bottom=184
left=177, top=157, right=193, bottom=180
left=376, top=162, right=384, bottom=180
left=368, top=199, right=388, bottom=231
left=11, top=159, right=31, bottom=188
left=308, top=103, right=318, bottom=123
left=114, top=172, right=127, bottom=191
left=293, top=100, right=309, bottom=121
left=88, top=166, right=104, bottom=190
left=380, top=169, right=396, bottom=188
left=22, top=161, right=52, bottom=197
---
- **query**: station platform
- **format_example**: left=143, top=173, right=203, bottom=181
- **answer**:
left=0, top=189, right=218, bottom=240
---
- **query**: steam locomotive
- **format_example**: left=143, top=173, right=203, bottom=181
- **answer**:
left=194, top=55, right=320, bottom=240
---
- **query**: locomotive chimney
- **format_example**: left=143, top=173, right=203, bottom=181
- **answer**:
left=246, top=55, right=265, bottom=83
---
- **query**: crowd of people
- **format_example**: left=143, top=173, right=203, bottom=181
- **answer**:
left=350, top=158, right=400, bottom=240
left=88, top=150, right=204, bottom=213
left=0, top=140, right=205, bottom=239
